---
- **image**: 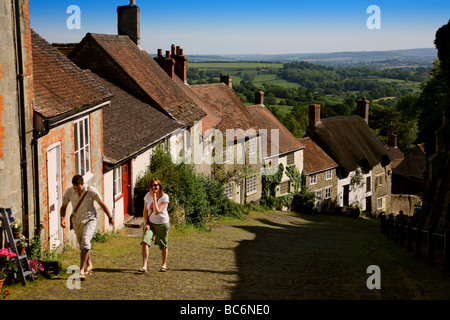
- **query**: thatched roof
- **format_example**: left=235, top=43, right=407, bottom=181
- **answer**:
left=309, top=115, right=391, bottom=175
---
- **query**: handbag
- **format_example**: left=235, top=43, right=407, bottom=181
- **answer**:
left=70, top=186, right=90, bottom=230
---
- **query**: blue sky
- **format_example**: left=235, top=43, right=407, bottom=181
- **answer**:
left=29, top=0, right=450, bottom=55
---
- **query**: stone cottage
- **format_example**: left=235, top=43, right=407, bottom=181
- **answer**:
left=306, top=101, right=392, bottom=216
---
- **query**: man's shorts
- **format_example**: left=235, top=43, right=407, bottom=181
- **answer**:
left=73, top=218, right=97, bottom=250
left=141, top=222, right=170, bottom=250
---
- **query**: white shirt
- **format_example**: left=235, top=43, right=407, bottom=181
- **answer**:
left=62, top=185, right=101, bottom=222
left=144, top=192, right=170, bottom=225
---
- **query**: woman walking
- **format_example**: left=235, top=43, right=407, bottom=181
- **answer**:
left=139, top=179, right=170, bottom=272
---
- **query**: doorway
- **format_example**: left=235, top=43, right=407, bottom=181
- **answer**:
left=122, top=162, right=132, bottom=218
left=47, top=143, right=62, bottom=249
left=343, top=184, right=350, bottom=207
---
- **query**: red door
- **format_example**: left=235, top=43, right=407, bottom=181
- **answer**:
left=122, top=162, right=132, bottom=218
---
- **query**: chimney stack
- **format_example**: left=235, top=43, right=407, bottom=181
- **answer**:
left=154, top=49, right=175, bottom=78
left=388, top=133, right=398, bottom=148
left=309, top=104, right=321, bottom=127
left=255, top=91, right=265, bottom=106
left=220, top=75, right=233, bottom=89
left=117, top=1, right=140, bottom=45
left=356, top=98, right=370, bottom=123
left=154, top=44, right=187, bottom=82
left=173, top=45, right=188, bottom=83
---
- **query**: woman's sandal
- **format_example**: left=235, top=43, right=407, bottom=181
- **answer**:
left=138, top=268, right=147, bottom=273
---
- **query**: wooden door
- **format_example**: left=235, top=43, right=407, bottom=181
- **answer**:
left=122, top=162, right=132, bottom=218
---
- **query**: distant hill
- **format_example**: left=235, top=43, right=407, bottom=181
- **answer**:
left=188, top=48, right=437, bottom=67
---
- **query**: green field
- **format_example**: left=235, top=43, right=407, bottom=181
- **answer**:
left=188, top=61, right=424, bottom=106
left=188, top=62, right=284, bottom=71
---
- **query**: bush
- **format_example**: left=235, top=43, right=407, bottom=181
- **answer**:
left=134, top=144, right=247, bottom=228
left=290, top=189, right=315, bottom=214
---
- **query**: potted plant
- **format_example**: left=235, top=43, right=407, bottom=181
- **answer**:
left=16, top=235, right=28, bottom=256
left=29, top=259, right=44, bottom=279
left=27, top=234, right=61, bottom=278
left=11, top=219, right=22, bottom=239
left=40, top=247, right=61, bottom=278
left=0, top=248, right=18, bottom=289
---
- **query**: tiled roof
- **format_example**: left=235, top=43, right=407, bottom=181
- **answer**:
left=384, top=145, right=404, bottom=169
left=87, top=71, right=182, bottom=164
left=190, top=83, right=259, bottom=141
left=393, top=143, right=426, bottom=181
left=247, top=104, right=304, bottom=157
left=309, top=115, right=392, bottom=174
left=69, top=33, right=205, bottom=126
left=171, top=76, right=222, bottom=135
left=299, top=137, right=338, bottom=174
left=31, top=30, right=111, bottom=118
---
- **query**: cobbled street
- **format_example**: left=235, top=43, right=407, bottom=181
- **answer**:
left=7, top=211, right=450, bottom=300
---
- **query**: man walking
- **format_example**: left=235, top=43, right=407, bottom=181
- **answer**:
left=60, top=175, right=114, bottom=280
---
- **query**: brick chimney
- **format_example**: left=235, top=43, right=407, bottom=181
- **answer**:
left=388, top=133, right=398, bottom=148
left=174, top=45, right=188, bottom=83
left=309, top=104, right=321, bottom=127
left=154, top=49, right=175, bottom=78
left=255, top=91, right=264, bottom=105
left=356, top=98, right=369, bottom=123
left=220, top=75, right=233, bottom=89
left=117, top=0, right=140, bottom=45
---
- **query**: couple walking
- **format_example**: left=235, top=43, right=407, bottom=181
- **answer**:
left=60, top=175, right=169, bottom=280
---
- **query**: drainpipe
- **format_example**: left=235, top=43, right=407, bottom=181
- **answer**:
left=13, top=0, right=31, bottom=239
left=31, top=136, right=40, bottom=236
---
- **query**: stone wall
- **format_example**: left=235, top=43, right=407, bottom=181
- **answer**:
left=0, top=0, right=35, bottom=236
left=390, top=194, right=421, bottom=216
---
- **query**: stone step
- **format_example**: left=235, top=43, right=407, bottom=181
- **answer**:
left=124, top=216, right=145, bottom=228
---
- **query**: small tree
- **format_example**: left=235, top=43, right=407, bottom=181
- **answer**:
left=134, top=144, right=247, bottom=228
left=261, top=163, right=284, bottom=199
left=285, top=165, right=302, bottom=193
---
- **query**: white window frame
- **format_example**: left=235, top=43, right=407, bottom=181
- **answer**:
left=280, top=181, right=290, bottom=195
left=287, top=153, right=295, bottom=166
left=325, top=187, right=331, bottom=199
left=224, top=184, right=233, bottom=199
left=113, top=166, right=123, bottom=199
left=246, top=173, right=258, bottom=194
left=248, top=138, right=256, bottom=155
left=376, top=174, right=383, bottom=187
left=74, top=115, right=91, bottom=178
left=366, top=176, right=372, bottom=192
left=310, top=174, right=317, bottom=185
left=326, top=169, right=332, bottom=180
left=377, top=197, right=386, bottom=210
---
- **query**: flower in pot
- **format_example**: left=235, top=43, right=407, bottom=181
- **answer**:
left=29, top=259, right=44, bottom=279
left=16, top=235, right=28, bottom=256
left=0, top=248, right=18, bottom=288
left=11, top=219, right=22, bottom=239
